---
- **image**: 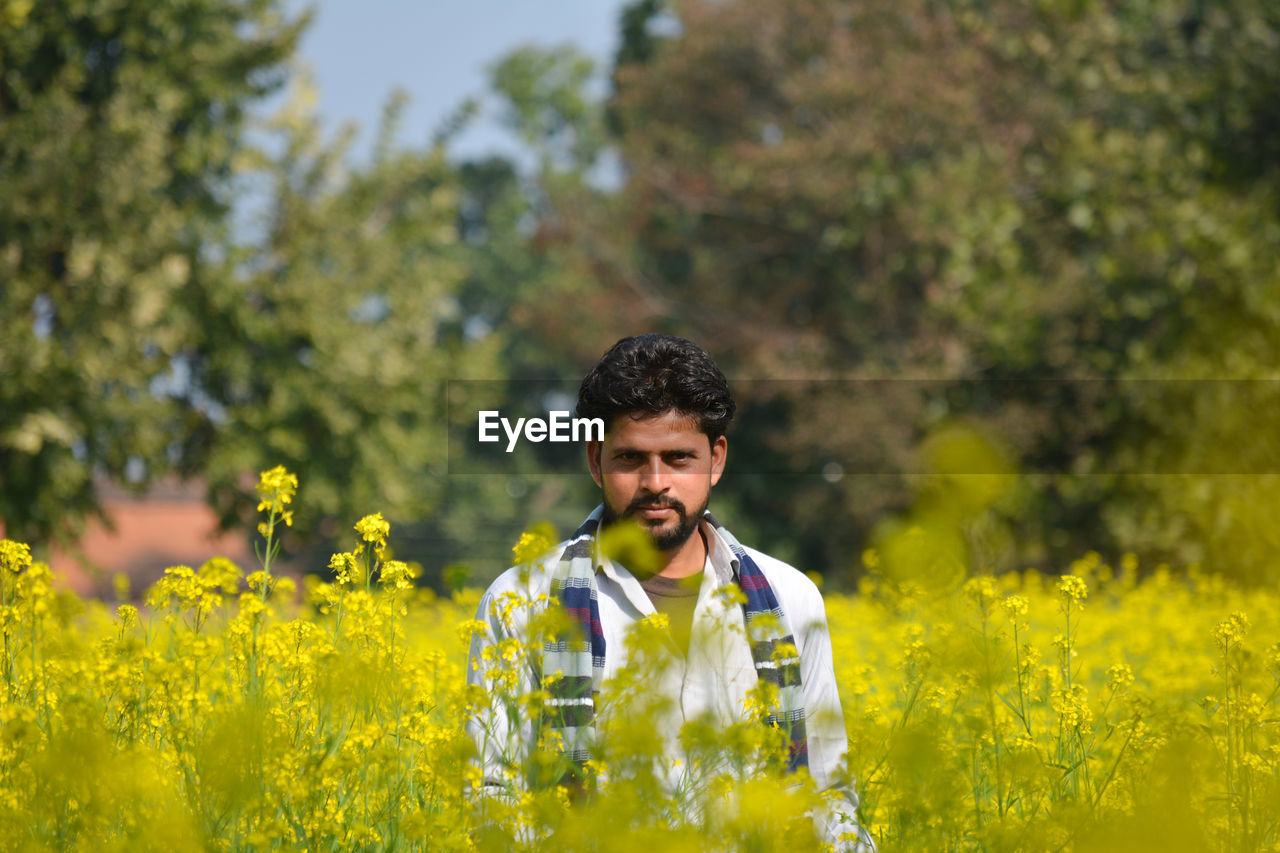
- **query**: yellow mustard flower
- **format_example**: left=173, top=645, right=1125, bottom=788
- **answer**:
left=255, top=465, right=298, bottom=525
left=1057, top=574, right=1088, bottom=605
left=353, top=513, right=390, bottom=559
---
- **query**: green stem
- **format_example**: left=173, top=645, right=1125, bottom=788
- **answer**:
left=2, top=569, right=12, bottom=701
left=1012, top=621, right=1030, bottom=736
left=249, top=510, right=278, bottom=695
left=1091, top=724, right=1135, bottom=810
left=1224, top=644, right=1235, bottom=846
left=333, top=585, right=346, bottom=647
left=982, top=613, right=1005, bottom=819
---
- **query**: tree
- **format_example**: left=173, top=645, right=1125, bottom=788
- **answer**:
left=492, top=0, right=1280, bottom=582
left=0, top=3, right=514, bottom=578
left=0, top=0, right=305, bottom=545
left=188, top=81, right=507, bottom=551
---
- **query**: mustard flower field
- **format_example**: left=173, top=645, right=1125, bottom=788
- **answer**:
left=1, top=468, right=1277, bottom=851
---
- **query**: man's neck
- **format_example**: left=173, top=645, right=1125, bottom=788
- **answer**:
left=656, top=524, right=708, bottom=579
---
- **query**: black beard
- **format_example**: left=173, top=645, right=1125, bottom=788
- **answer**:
left=602, top=493, right=706, bottom=551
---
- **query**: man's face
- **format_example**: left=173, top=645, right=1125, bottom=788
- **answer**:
left=587, top=410, right=727, bottom=551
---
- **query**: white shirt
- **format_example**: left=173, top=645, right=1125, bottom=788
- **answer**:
left=466, top=518, right=874, bottom=851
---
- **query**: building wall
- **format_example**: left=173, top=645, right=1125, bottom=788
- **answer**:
left=48, top=479, right=256, bottom=598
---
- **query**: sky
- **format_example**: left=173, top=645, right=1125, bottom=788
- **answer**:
left=290, top=0, right=633, bottom=162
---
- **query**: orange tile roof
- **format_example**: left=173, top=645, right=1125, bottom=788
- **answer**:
left=47, top=479, right=255, bottom=598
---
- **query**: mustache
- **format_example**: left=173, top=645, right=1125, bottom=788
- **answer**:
left=625, top=495, right=686, bottom=515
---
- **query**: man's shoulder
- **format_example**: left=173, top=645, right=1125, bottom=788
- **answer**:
left=739, top=545, right=824, bottom=604
left=480, top=540, right=571, bottom=600
left=735, top=544, right=833, bottom=637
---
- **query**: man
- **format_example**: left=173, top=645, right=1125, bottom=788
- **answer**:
left=466, top=334, right=873, bottom=850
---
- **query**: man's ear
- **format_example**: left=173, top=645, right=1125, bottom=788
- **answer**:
left=709, top=435, right=727, bottom=487
left=587, top=440, right=603, bottom=488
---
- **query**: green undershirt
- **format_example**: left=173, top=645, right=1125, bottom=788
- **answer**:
left=637, top=571, right=703, bottom=656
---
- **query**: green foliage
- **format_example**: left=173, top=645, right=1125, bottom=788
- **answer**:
left=490, top=46, right=605, bottom=172
left=5, top=0, right=1280, bottom=587
left=0, top=4, right=512, bottom=563
left=194, top=76, right=503, bottom=542
left=0, top=0, right=305, bottom=544
left=494, top=0, right=1280, bottom=583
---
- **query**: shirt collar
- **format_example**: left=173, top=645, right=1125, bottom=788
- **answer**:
left=701, top=517, right=739, bottom=587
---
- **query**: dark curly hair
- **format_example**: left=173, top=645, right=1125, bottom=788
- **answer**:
left=575, top=334, right=736, bottom=441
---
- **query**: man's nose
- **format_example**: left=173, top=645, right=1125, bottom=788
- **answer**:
left=639, top=457, right=670, bottom=492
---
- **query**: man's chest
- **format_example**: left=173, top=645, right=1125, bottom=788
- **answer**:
left=590, top=582, right=759, bottom=726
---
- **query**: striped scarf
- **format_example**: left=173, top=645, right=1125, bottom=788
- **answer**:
left=542, top=506, right=808, bottom=782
